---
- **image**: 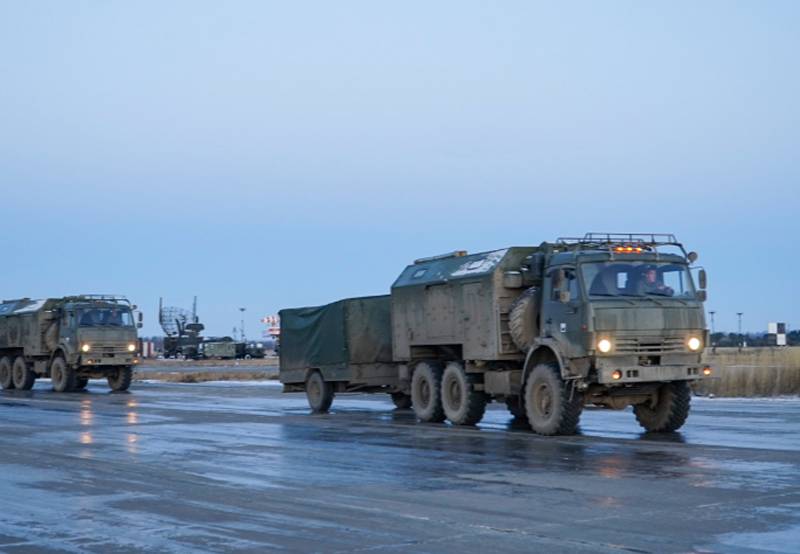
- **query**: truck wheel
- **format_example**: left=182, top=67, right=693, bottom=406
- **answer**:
left=410, top=362, right=445, bottom=423
left=50, top=357, right=77, bottom=393
left=12, top=357, right=36, bottom=390
left=505, top=396, right=527, bottom=421
left=633, top=381, right=691, bottom=432
left=524, top=363, right=583, bottom=435
left=390, top=392, right=412, bottom=410
left=441, top=362, right=488, bottom=425
left=305, top=371, right=333, bottom=413
left=108, top=367, right=133, bottom=392
left=0, top=357, right=14, bottom=390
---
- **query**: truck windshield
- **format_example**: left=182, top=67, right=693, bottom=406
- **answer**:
left=78, top=308, right=134, bottom=327
left=581, top=261, right=695, bottom=299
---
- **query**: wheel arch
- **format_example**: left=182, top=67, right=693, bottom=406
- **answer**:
left=523, top=340, right=568, bottom=382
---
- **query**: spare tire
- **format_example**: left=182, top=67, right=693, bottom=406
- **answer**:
left=508, top=287, right=540, bottom=352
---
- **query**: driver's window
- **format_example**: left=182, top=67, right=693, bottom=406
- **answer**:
left=567, top=270, right=579, bottom=300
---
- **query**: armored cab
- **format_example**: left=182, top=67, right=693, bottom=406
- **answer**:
left=0, top=295, right=140, bottom=393
left=390, top=248, right=538, bottom=362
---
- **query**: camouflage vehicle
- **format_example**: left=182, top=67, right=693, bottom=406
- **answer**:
left=0, top=295, right=141, bottom=393
left=280, top=233, right=711, bottom=435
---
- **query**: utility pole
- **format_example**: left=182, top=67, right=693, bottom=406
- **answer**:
left=239, top=307, right=246, bottom=342
left=737, top=312, right=744, bottom=351
left=709, top=311, right=716, bottom=352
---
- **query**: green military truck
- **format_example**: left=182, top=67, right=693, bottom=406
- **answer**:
left=280, top=233, right=711, bottom=435
left=0, top=295, right=141, bottom=392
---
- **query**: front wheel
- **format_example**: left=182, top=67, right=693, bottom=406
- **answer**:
left=633, top=381, right=691, bottom=432
left=51, top=357, right=77, bottom=393
left=305, top=371, right=334, bottom=413
left=107, top=367, right=133, bottom=392
left=524, top=363, right=583, bottom=435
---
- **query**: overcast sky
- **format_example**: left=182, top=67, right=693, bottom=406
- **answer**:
left=1, top=1, right=797, bottom=337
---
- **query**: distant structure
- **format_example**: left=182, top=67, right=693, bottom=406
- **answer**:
left=767, top=322, right=787, bottom=347
left=159, top=296, right=205, bottom=358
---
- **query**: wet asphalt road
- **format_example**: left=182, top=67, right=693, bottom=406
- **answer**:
left=0, top=382, right=798, bottom=553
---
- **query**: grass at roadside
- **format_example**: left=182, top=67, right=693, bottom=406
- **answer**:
left=136, top=370, right=279, bottom=383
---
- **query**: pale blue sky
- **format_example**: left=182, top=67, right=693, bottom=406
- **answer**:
left=1, top=1, right=797, bottom=337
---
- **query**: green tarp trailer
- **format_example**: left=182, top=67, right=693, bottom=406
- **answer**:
left=279, top=295, right=398, bottom=390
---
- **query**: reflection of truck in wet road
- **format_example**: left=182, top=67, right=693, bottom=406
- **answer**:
left=0, top=295, right=141, bottom=392
left=280, top=234, right=711, bottom=435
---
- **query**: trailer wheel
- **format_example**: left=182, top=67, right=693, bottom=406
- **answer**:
left=305, top=371, right=334, bottom=413
left=410, top=362, right=445, bottom=423
left=108, top=367, right=133, bottom=392
left=633, top=381, right=691, bottom=432
left=0, top=357, right=14, bottom=390
left=441, top=362, right=488, bottom=425
left=390, top=392, right=412, bottom=410
left=505, top=396, right=527, bottom=421
left=50, top=357, right=77, bottom=393
left=12, top=357, right=35, bottom=390
left=524, top=363, right=583, bottom=435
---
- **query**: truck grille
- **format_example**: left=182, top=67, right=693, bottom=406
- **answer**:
left=614, top=337, right=686, bottom=354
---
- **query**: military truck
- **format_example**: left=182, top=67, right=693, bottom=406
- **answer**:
left=280, top=233, right=711, bottom=435
left=0, top=295, right=141, bottom=392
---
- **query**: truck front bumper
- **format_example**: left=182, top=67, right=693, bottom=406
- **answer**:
left=79, top=354, right=139, bottom=367
left=595, top=358, right=711, bottom=385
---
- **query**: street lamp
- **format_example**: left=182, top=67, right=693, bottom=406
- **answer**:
left=736, top=312, right=744, bottom=350
left=709, top=311, right=716, bottom=351
left=239, top=307, right=246, bottom=342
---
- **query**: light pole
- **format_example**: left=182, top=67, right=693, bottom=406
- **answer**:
left=239, top=307, right=246, bottom=342
left=709, top=311, right=716, bottom=351
left=736, top=312, right=744, bottom=351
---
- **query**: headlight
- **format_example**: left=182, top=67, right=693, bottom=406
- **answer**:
left=81, top=344, right=91, bottom=353
left=688, top=337, right=702, bottom=351
left=127, top=344, right=136, bottom=352
left=597, top=339, right=612, bottom=353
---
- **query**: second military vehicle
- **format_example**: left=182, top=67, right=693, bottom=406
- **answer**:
left=280, top=233, right=711, bottom=435
left=0, top=295, right=141, bottom=392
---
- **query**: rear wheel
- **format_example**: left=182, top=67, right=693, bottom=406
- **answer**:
left=633, top=381, right=691, bottom=432
left=410, top=362, right=445, bottom=423
left=50, top=357, right=76, bottom=393
left=108, top=367, right=133, bottom=392
left=0, top=357, right=14, bottom=390
left=524, top=363, right=583, bottom=435
left=390, top=392, right=412, bottom=410
left=441, top=362, right=488, bottom=425
left=305, top=370, right=334, bottom=413
left=12, top=357, right=35, bottom=390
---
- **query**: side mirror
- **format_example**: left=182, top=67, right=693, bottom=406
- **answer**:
left=698, top=269, right=707, bottom=290
left=137, top=322, right=143, bottom=329
left=696, top=290, right=707, bottom=302
left=559, top=290, right=571, bottom=303
left=138, top=312, right=143, bottom=323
